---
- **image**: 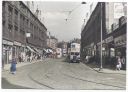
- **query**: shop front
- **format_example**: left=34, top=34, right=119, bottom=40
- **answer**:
left=83, top=43, right=94, bottom=57
left=96, top=37, right=115, bottom=66
left=13, top=41, right=22, bottom=62
left=2, top=39, right=13, bottom=68
left=114, top=34, right=126, bottom=57
left=104, top=36, right=115, bottom=57
left=114, top=34, right=126, bottom=69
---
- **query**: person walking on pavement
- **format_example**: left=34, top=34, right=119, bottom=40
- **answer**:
left=18, top=54, right=22, bottom=63
left=121, top=56, right=126, bottom=70
left=10, top=57, right=17, bottom=74
left=116, top=56, right=122, bottom=71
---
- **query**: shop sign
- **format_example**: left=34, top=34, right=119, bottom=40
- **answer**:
left=26, top=33, right=31, bottom=37
left=21, top=44, right=25, bottom=47
left=104, top=36, right=113, bottom=43
left=2, top=40, right=13, bottom=45
left=14, top=41, right=21, bottom=46
left=114, top=34, right=126, bottom=46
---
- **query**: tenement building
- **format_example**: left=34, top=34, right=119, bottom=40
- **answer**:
left=2, top=1, right=47, bottom=66
left=81, top=2, right=127, bottom=68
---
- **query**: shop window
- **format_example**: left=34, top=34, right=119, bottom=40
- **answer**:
left=110, top=48, right=115, bottom=57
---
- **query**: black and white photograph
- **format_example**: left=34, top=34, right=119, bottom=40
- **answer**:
left=1, top=0, right=127, bottom=91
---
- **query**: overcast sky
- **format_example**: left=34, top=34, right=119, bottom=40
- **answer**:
left=28, top=1, right=97, bottom=42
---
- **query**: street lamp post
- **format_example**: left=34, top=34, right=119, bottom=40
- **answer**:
left=99, top=2, right=103, bottom=71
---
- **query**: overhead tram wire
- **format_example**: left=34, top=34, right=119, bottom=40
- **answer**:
left=65, top=3, right=84, bottom=21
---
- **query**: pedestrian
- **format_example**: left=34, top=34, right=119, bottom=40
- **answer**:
left=121, top=56, right=126, bottom=70
left=18, top=54, right=22, bottom=63
left=116, top=56, right=122, bottom=71
left=10, top=57, right=17, bottom=74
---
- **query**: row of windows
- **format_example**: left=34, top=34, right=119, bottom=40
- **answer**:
left=7, top=2, right=46, bottom=33
left=3, top=2, right=46, bottom=41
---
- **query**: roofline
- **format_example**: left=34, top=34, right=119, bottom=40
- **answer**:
left=20, top=1, right=47, bottom=30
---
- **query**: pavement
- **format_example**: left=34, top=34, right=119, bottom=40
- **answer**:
left=92, top=67, right=126, bottom=75
left=2, top=59, right=44, bottom=71
left=2, top=58, right=126, bottom=89
left=84, top=63, right=126, bottom=75
left=2, top=58, right=126, bottom=75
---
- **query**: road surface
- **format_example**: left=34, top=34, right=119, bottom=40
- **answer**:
left=2, top=58, right=126, bottom=90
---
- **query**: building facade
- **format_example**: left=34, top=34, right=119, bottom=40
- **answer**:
left=57, top=41, right=67, bottom=56
left=81, top=2, right=106, bottom=60
left=81, top=2, right=127, bottom=68
left=2, top=1, right=47, bottom=66
left=47, top=36, right=58, bottom=51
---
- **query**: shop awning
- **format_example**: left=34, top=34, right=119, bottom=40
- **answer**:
left=33, top=47, right=42, bottom=54
left=37, top=49, right=42, bottom=54
left=26, top=46, right=35, bottom=52
left=43, top=49, right=47, bottom=52
left=47, top=49, right=53, bottom=53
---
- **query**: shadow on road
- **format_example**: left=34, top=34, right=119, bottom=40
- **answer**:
left=1, top=77, right=32, bottom=89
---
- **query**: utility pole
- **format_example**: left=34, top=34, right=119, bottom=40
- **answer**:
left=99, top=2, right=103, bottom=71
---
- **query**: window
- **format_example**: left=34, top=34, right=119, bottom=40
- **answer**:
left=8, top=24, right=12, bottom=32
left=71, top=52, right=74, bottom=55
left=20, top=29, right=25, bottom=35
left=26, top=19, right=29, bottom=26
left=8, top=6, right=12, bottom=15
left=75, top=52, right=79, bottom=56
left=15, top=9, right=18, bottom=15
left=71, top=45, right=75, bottom=48
left=3, top=21, right=5, bottom=27
left=14, top=26, right=18, bottom=31
left=110, top=48, right=115, bottom=57
left=2, top=1, right=5, bottom=7
left=8, top=5, right=13, bottom=22
left=14, top=9, right=18, bottom=25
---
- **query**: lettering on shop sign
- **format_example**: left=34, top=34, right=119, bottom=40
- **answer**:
left=14, top=41, right=22, bottom=46
left=114, top=35, right=126, bottom=46
left=3, top=40, right=13, bottom=45
left=104, top=36, right=113, bottom=43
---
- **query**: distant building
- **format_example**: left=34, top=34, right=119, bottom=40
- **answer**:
left=47, top=36, right=58, bottom=50
left=57, top=41, right=67, bottom=56
left=70, top=38, right=81, bottom=44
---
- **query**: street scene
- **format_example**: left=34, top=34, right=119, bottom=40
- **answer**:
left=2, top=1, right=127, bottom=90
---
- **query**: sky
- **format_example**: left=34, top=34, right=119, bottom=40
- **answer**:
left=26, top=1, right=97, bottom=42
